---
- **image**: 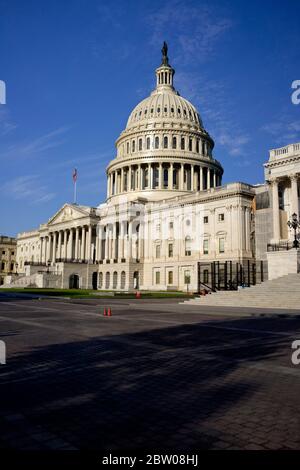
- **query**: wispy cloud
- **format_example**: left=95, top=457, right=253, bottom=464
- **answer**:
left=146, top=1, right=233, bottom=64
left=2, top=175, right=56, bottom=205
left=261, top=118, right=300, bottom=145
left=0, top=107, right=17, bottom=136
left=0, top=126, right=70, bottom=161
left=174, top=71, right=251, bottom=159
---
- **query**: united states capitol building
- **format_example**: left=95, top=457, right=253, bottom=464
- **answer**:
left=4, top=45, right=300, bottom=292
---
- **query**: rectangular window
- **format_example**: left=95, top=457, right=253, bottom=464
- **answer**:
left=2, top=251, right=5, bottom=255
left=156, top=245, right=161, bottom=258
left=184, top=270, right=191, bottom=285
left=219, top=238, right=225, bottom=253
left=203, top=216, right=208, bottom=224
left=155, top=271, right=160, bottom=285
left=168, top=243, right=173, bottom=257
left=168, top=271, right=173, bottom=285
left=203, top=239, right=209, bottom=254
left=218, top=213, right=225, bottom=222
left=169, top=221, right=174, bottom=229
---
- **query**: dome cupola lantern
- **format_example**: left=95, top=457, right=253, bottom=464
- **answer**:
left=155, top=41, right=175, bottom=90
left=106, top=43, right=224, bottom=203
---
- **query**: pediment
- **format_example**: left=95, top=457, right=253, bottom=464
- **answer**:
left=47, top=204, right=92, bottom=226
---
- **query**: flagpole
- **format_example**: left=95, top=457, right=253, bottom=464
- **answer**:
left=74, top=180, right=77, bottom=204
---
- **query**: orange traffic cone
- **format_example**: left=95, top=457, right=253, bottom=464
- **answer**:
left=107, top=307, right=112, bottom=317
left=103, top=308, right=107, bottom=316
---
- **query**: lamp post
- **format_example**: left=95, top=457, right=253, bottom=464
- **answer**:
left=287, top=213, right=300, bottom=248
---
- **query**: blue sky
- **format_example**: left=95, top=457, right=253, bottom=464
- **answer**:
left=0, top=0, right=299, bottom=236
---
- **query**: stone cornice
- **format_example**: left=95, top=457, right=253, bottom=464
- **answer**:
left=264, top=153, right=300, bottom=169
left=106, top=154, right=223, bottom=173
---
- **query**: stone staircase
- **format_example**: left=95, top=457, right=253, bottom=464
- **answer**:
left=183, top=273, right=300, bottom=309
left=0, top=273, right=39, bottom=288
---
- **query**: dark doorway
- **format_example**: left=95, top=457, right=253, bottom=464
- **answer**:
left=69, top=274, right=80, bottom=289
left=92, top=272, right=98, bottom=290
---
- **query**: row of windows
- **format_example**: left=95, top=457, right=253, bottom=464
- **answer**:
left=1, top=250, right=15, bottom=255
left=1, top=262, right=14, bottom=271
left=124, top=136, right=209, bottom=155
left=133, top=106, right=200, bottom=123
left=154, top=269, right=190, bottom=286
left=204, top=213, right=225, bottom=224
left=155, top=238, right=225, bottom=258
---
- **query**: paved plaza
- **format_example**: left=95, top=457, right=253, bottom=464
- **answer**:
left=0, top=293, right=300, bottom=450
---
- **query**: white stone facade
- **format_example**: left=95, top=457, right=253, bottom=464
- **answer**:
left=6, top=46, right=300, bottom=291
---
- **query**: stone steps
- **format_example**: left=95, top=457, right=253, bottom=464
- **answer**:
left=183, top=273, right=300, bottom=309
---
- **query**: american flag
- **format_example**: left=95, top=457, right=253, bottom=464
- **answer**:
left=72, top=168, right=77, bottom=183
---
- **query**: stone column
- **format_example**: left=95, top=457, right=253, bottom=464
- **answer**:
left=107, top=174, right=110, bottom=198
left=271, top=179, right=280, bottom=241
left=81, top=226, right=86, bottom=260
left=190, top=165, right=194, bottom=191
left=112, top=223, right=117, bottom=260
left=57, top=231, right=62, bottom=259
left=121, top=168, right=124, bottom=193
left=95, top=227, right=99, bottom=261
left=87, top=225, right=92, bottom=261
left=245, top=207, right=251, bottom=252
left=69, top=228, right=74, bottom=259
left=168, top=163, right=173, bottom=190
left=207, top=168, right=211, bottom=189
left=290, top=175, right=299, bottom=216
left=39, top=238, right=43, bottom=263
left=159, top=163, right=163, bottom=189
left=52, top=232, right=57, bottom=263
left=75, top=227, right=79, bottom=259
left=63, top=231, right=68, bottom=259
left=181, top=164, right=185, bottom=190
left=118, top=221, right=124, bottom=260
left=138, top=223, right=144, bottom=259
left=46, top=235, right=51, bottom=263
left=128, top=166, right=132, bottom=191
left=105, top=226, right=109, bottom=259
left=148, top=163, right=152, bottom=189
left=213, top=170, right=216, bottom=188
left=200, top=166, right=203, bottom=191
left=128, top=221, right=132, bottom=259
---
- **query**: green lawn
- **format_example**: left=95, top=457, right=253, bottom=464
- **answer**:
left=0, top=287, right=191, bottom=299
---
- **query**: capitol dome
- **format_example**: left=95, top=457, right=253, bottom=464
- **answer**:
left=106, top=43, right=223, bottom=202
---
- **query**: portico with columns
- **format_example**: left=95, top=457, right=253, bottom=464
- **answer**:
left=265, top=143, right=300, bottom=243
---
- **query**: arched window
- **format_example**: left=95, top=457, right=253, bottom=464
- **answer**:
left=138, top=138, right=142, bottom=151
left=155, top=136, right=159, bottom=149
left=127, top=142, right=129, bottom=154
left=113, top=271, right=118, bottom=289
left=121, top=271, right=126, bottom=289
left=172, top=136, right=177, bottom=149
left=181, top=137, right=185, bottom=150
left=164, top=106, right=167, bottom=113
left=132, top=140, right=135, bottom=152
left=185, top=236, right=192, bottom=256
left=146, top=137, right=150, bottom=150
left=196, top=140, right=200, bottom=153
left=105, top=272, right=110, bottom=289
left=163, top=136, right=168, bottom=149
left=189, top=138, right=192, bottom=151
left=157, top=107, right=161, bottom=114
